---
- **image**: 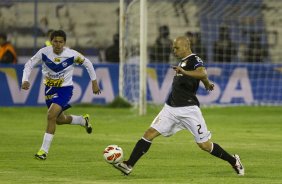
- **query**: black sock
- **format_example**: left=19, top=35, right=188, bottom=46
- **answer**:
left=210, top=143, right=236, bottom=165
left=127, top=138, right=152, bottom=167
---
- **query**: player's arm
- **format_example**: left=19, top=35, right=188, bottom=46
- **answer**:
left=172, top=66, right=214, bottom=91
left=173, top=65, right=207, bottom=79
left=201, top=77, right=214, bottom=91
left=21, top=52, right=41, bottom=90
left=195, top=67, right=214, bottom=91
left=81, top=57, right=101, bottom=95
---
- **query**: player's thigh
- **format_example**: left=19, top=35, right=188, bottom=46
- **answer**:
left=48, top=103, right=63, bottom=120
left=181, top=106, right=211, bottom=143
left=150, top=105, right=181, bottom=137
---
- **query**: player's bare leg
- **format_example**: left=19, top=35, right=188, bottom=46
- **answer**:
left=52, top=108, right=93, bottom=133
left=46, top=103, right=62, bottom=134
left=56, top=111, right=92, bottom=134
left=56, top=111, right=72, bottom=125
left=35, top=103, right=61, bottom=160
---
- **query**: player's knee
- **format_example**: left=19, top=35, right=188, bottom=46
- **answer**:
left=56, top=115, right=66, bottom=125
left=47, top=112, right=57, bottom=122
left=143, top=128, right=160, bottom=141
left=56, top=120, right=63, bottom=125
left=197, top=142, right=212, bottom=152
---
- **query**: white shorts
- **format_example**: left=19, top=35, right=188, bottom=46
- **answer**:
left=151, top=104, right=211, bottom=143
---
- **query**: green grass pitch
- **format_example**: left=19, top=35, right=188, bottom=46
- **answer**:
left=0, top=106, right=282, bottom=184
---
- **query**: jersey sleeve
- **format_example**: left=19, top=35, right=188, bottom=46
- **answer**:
left=73, top=51, right=85, bottom=65
left=82, top=57, right=97, bottom=81
left=193, top=55, right=204, bottom=69
left=73, top=50, right=97, bottom=80
left=22, top=49, right=42, bottom=83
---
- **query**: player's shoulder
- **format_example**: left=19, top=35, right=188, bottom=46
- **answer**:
left=63, top=47, right=75, bottom=54
left=186, top=54, right=205, bottom=69
left=63, top=47, right=85, bottom=64
left=38, top=46, right=52, bottom=53
left=188, top=54, right=203, bottom=61
left=63, top=47, right=83, bottom=56
left=34, top=46, right=52, bottom=57
left=188, top=54, right=204, bottom=64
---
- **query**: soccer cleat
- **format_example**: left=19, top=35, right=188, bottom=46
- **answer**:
left=83, top=114, right=92, bottom=134
left=232, top=154, right=245, bottom=176
left=35, top=150, right=47, bottom=160
left=113, top=161, right=133, bottom=175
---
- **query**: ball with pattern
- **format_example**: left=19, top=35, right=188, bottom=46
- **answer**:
left=103, top=145, right=123, bottom=164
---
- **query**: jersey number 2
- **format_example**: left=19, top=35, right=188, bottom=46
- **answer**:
left=197, top=124, right=203, bottom=134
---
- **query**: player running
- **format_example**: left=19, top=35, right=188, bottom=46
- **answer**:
left=21, top=30, right=101, bottom=160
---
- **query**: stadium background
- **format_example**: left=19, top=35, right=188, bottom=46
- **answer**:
left=0, top=0, right=282, bottom=107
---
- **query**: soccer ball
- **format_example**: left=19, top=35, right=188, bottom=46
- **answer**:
left=103, top=145, right=123, bottom=164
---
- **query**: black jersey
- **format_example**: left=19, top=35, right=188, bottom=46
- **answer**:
left=166, top=54, right=204, bottom=107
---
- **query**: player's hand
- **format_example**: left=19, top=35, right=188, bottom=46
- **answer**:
left=92, top=80, right=101, bottom=95
left=21, top=81, right=30, bottom=90
left=172, top=66, right=184, bottom=74
left=205, top=83, right=214, bottom=91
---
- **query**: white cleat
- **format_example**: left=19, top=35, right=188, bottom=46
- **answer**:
left=232, top=154, right=245, bottom=176
left=113, top=161, right=133, bottom=175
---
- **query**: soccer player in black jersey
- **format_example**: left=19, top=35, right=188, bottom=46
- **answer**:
left=113, top=36, right=244, bottom=176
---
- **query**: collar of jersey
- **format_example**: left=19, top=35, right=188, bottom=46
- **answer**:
left=182, top=53, right=195, bottom=61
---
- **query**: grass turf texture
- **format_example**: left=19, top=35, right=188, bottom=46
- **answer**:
left=0, top=106, right=281, bottom=184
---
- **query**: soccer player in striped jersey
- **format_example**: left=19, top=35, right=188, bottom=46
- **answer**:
left=113, top=36, right=244, bottom=176
left=21, top=30, right=101, bottom=160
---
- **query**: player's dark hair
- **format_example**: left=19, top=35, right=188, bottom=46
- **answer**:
left=50, top=30, right=67, bottom=42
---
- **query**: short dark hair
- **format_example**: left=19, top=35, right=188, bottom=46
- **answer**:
left=0, top=32, right=7, bottom=41
left=50, top=30, right=66, bottom=41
